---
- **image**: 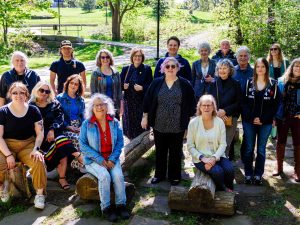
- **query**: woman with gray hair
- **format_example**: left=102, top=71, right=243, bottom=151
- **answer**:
left=205, top=59, right=242, bottom=160
left=90, top=49, right=122, bottom=120
left=79, top=93, right=129, bottom=222
left=30, top=81, right=83, bottom=190
left=192, top=41, right=216, bottom=101
left=142, top=57, right=196, bottom=185
left=0, top=51, right=40, bottom=106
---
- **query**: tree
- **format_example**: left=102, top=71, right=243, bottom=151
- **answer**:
left=150, top=0, right=169, bottom=17
left=0, top=0, right=51, bottom=46
left=80, top=0, right=96, bottom=12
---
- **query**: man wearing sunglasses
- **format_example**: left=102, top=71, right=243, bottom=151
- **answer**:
left=0, top=51, right=41, bottom=106
left=50, top=40, right=86, bottom=95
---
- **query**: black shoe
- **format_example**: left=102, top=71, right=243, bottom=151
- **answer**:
left=244, top=176, right=252, bottom=185
left=102, top=206, right=117, bottom=222
left=151, top=177, right=164, bottom=184
left=253, top=176, right=262, bottom=185
left=116, top=204, right=130, bottom=220
left=170, top=179, right=180, bottom=186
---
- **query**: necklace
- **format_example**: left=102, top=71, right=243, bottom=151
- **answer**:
left=64, top=59, right=72, bottom=65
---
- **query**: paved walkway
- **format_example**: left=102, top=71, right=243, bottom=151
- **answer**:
left=35, top=39, right=167, bottom=81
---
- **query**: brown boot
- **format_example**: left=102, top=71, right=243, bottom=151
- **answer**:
left=294, top=145, right=300, bottom=182
left=273, top=143, right=285, bottom=176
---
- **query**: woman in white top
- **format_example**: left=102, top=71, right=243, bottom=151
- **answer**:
left=187, top=94, right=234, bottom=191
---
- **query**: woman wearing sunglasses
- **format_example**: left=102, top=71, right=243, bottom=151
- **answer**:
left=267, top=43, right=290, bottom=80
left=56, top=75, right=85, bottom=154
left=142, top=57, right=196, bottom=186
left=0, top=82, right=47, bottom=209
left=30, top=81, right=84, bottom=190
left=91, top=49, right=122, bottom=120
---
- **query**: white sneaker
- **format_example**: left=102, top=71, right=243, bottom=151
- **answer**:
left=0, top=188, right=10, bottom=203
left=34, top=194, right=45, bottom=209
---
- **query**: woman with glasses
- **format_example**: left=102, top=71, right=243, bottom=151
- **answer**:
left=267, top=43, right=290, bottom=80
left=120, top=48, right=153, bottom=139
left=0, top=82, right=47, bottom=209
left=187, top=94, right=234, bottom=191
left=91, top=49, right=122, bottom=120
left=242, top=58, right=280, bottom=185
left=57, top=74, right=85, bottom=152
left=142, top=57, right=196, bottom=186
left=0, top=51, right=40, bottom=107
left=30, top=81, right=83, bottom=190
left=79, top=94, right=129, bottom=222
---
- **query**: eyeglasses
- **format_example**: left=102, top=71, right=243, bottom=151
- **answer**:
left=94, top=103, right=107, bottom=108
left=70, top=81, right=79, bottom=86
left=39, top=88, right=51, bottom=94
left=133, top=55, right=143, bottom=58
left=12, top=91, right=26, bottom=96
left=270, top=48, right=279, bottom=51
left=100, top=56, right=110, bottom=60
left=165, top=64, right=176, bottom=69
left=201, top=104, right=213, bottom=108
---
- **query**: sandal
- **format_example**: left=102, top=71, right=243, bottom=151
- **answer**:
left=58, top=177, right=70, bottom=190
left=71, top=153, right=84, bottom=169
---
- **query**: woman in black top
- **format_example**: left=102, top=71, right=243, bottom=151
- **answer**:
left=142, top=57, right=196, bottom=186
left=205, top=59, right=242, bottom=160
left=121, top=48, right=153, bottom=139
left=0, top=82, right=47, bottom=209
left=30, top=81, right=84, bottom=189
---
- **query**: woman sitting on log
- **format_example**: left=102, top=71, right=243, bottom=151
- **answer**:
left=79, top=93, right=129, bottom=222
left=0, top=82, right=47, bottom=209
left=187, top=94, right=234, bottom=191
left=30, top=81, right=84, bottom=190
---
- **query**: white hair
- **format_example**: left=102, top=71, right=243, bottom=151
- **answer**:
left=236, top=46, right=251, bottom=58
left=85, top=93, right=115, bottom=120
left=197, top=41, right=212, bottom=55
left=10, top=51, right=29, bottom=69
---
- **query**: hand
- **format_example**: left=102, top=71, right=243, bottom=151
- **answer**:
left=46, top=129, right=55, bottom=142
left=141, top=117, right=148, bottom=129
left=272, top=120, right=277, bottom=127
left=208, top=156, right=216, bottom=166
left=221, top=115, right=229, bottom=123
left=204, top=75, right=214, bottom=83
left=101, top=160, right=108, bottom=169
left=68, top=126, right=80, bottom=133
left=6, top=155, right=15, bottom=169
left=253, top=117, right=262, bottom=125
left=134, top=84, right=143, bottom=92
left=124, top=83, right=129, bottom=90
left=204, top=163, right=213, bottom=171
left=295, top=115, right=300, bottom=119
left=201, top=157, right=211, bottom=164
left=217, top=109, right=226, bottom=118
left=120, top=100, right=124, bottom=117
left=106, top=160, right=115, bottom=169
left=30, top=150, right=44, bottom=163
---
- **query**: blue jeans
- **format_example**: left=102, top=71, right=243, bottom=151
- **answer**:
left=85, top=161, right=126, bottom=210
left=242, top=122, right=272, bottom=178
left=194, top=157, right=234, bottom=191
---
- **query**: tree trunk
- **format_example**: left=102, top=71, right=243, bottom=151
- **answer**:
left=233, top=0, right=243, bottom=44
left=268, top=0, right=276, bottom=42
left=111, top=2, right=121, bottom=41
left=2, top=20, right=8, bottom=47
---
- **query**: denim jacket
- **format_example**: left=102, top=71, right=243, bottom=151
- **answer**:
left=79, top=117, right=124, bottom=165
left=56, top=92, right=85, bottom=128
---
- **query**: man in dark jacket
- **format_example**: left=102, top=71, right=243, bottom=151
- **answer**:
left=212, top=40, right=237, bottom=66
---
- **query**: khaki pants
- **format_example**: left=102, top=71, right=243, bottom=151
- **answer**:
left=0, top=137, right=47, bottom=191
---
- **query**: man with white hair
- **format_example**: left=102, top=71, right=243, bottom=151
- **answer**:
left=212, top=39, right=237, bottom=66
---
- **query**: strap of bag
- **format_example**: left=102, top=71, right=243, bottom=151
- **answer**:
left=124, top=65, right=131, bottom=83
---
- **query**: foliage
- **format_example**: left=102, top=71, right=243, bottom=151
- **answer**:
left=65, top=0, right=80, bottom=7
left=80, top=0, right=96, bottom=13
left=214, top=0, right=300, bottom=59
left=150, top=0, right=169, bottom=18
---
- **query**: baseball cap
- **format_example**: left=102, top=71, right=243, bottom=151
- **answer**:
left=60, top=40, right=73, bottom=48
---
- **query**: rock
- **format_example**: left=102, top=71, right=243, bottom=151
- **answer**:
left=139, top=195, right=170, bottom=214
left=249, top=201, right=256, bottom=206
left=234, top=184, right=266, bottom=197
left=129, top=215, right=170, bottom=225
left=65, top=218, right=112, bottom=225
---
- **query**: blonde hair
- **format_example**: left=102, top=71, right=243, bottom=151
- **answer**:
left=7, top=82, right=30, bottom=101
left=30, top=81, right=55, bottom=104
left=196, top=94, right=217, bottom=117
left=267, top=43, right=284, bottom=65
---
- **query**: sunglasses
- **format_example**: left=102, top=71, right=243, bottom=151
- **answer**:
left=270, top=48, right=279, bottom=51
left=39, top=88, right=51, bottom=94
left=100, top=56, right=110, bottom=60
left=12, top=91, right=26, bottom=96
left=165, top=64, right=176, bottom=69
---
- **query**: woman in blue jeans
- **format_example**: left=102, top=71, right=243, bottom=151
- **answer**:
left=242, top=58, right=280, bottom=185
left=187, top=94, right=234, bottom=191
left=79, top=94, right=129, bottom=222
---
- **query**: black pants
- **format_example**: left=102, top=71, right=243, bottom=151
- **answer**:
left=153, top=130, right=184, bottom=181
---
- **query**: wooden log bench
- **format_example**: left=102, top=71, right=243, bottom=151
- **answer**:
left=168, top=170, right=235, bottom=215
left=76, top=130, right=154, bottom=203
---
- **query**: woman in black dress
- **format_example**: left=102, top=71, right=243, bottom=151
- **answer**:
left=121, top=48, right=153, bottom=139
left=30, top=81, right=83, bottom=189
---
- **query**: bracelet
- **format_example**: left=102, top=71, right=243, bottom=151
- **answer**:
left=5, top=154, right=13, bottom=158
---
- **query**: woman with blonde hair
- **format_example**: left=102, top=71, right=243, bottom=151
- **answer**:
left=267, top=43, right=289, bottom=80
left=30, top=81, right=83, bottom=189
left=187, top=94, right=234, bottom=191
left=91, top=49, right=122, bottom=119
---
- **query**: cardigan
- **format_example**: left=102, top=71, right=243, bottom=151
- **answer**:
left=187, top=116, right=227, bottom=163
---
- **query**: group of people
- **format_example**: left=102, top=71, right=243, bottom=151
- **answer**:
left=0, top=37, right=298, bottom=222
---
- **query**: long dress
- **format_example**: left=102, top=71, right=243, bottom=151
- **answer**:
left=121, top=64, right=153, bottom=139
